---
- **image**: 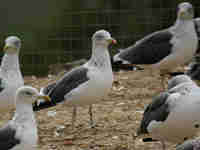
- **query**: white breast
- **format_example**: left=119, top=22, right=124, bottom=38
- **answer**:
left=172, top=32, right=198, bottom=63
left=0, top=70, right=24, bottom=111
left=153, top=22, right=198, bottom=72
left=64, top=67, right=113, bottom=106
left=12, top=118, right=38, bottom=150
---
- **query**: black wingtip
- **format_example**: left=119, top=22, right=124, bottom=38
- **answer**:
left=169, top=72, right=185, bottom=77
left=142, top=138, right=159, bottom=142
left=33, top=100, right=57, bottom=111
left=112, top=62, right=144, bottom=72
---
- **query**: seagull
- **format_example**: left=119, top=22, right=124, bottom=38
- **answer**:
left=176, top=138, right=200, bottom=150
left=0, top=86, right=50, bottom=150
left=33, top=30, right=116, bottom=128
left=137, top=75, right=200, bottom=150
left=113, top=2, right=198, bottom=88
left=0, top=36, right=24, bottom=112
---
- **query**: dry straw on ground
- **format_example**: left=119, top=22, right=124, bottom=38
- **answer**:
left=3, top=70, right=185, bottom=150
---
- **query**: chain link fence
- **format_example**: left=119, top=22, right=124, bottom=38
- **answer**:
left=7, top=0, right=199, bottom=76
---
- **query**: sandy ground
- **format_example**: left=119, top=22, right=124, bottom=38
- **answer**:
left=2, top=70, right=183, bottom=150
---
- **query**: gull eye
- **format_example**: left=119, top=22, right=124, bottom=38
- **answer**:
left=95, top=35, right=105, bottom=40
left=24, top=91, right=33, bottom=96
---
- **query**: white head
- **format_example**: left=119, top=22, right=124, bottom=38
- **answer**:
left=168, top=75, right=193, bottom=90
left=92, top=30, right=117, bottom=48
left=4, top=36, right=21, bottom=54
left=15, top=86, right=51, bottom=105
left=177, top=2, right=194, bottom=20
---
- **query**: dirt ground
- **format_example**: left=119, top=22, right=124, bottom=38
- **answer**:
left=2, top=70, right=184, bottom=150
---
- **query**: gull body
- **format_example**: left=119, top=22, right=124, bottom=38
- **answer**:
left=138, top=75, right=200, bottom=150
left=33, top=30, right=116, bottom=128
left=0, top=86, right=50, bottom=150
left=113, top=2, right=198, bottom=88
left=0, top=36, right=24, bottom=112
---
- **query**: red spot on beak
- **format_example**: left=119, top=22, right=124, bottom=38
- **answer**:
left=112, top=39, right=117, bottom=44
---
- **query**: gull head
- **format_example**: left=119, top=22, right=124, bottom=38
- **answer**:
left=4, top=36, right=21, bottom=54
left=168, top=75, right=193, bottom=90
left=177, top=2, right=194, bottom=20
left=16, top=86, right=51, bottom=105
left=92, top=30, right=117, bottom=48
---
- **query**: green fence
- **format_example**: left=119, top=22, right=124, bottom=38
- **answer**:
left=1, top=0, right=200, bottom=76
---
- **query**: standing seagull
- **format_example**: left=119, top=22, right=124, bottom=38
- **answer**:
left=0, top=86, right=50, bottom=150
left=176, top=138, right=200, bottom=150
left=33, top=30, right=116, bottom=128
left=137, top=75, right=200, bottom=150
left=0, top=36, right=24, bottom=112
left=113, top=2, right=198, bottom=88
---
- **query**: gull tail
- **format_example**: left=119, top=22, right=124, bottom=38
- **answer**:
left=111, top=54, right=143, bottom=71
left=136, top=127, right=158, bottom=143
left=33, top=96, right=56, bottom=111
left=33, top=83, right=57, bottom=111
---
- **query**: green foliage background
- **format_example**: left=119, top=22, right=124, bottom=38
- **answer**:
left=1, top=0, right=199, bottom=76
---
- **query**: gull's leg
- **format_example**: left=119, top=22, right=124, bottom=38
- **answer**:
left=161, top=75, right=166, bottom=90
left=161, top=141, right=166, bottom=150
left=160, top=72, right=167, bottom=90
left=89, top=105, right=95, bottom=128
left=72, top=106, right=77, bottom=129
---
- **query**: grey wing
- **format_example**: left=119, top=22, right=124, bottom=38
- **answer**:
left=0, top=124, right=20, bottom=149
left=113, top=29, right=173, bottom=64
left=33, top=67, right=89, bottom=111
left=40, top=82, right=57, bottom=95
left=137, top=92, right=170, bottom=135
left=48, top=67, right=89, bottom=103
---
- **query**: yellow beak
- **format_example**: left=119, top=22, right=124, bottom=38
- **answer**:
left=107, top=38, right=117, bottom=44
left=3, top=45, right=16, bottom=51
left=36, top=95, right=51, bottom=102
